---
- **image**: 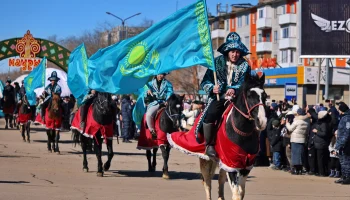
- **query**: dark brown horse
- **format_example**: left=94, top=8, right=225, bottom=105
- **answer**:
left=45, top=93, right=63, bottom=154
left=17, top=95, right=32, bottom=142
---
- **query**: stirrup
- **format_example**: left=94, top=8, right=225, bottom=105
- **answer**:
left=205, top=145, right=218, bottom=161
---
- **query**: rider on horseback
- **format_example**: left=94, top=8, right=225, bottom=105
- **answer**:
left=41, top=71, right=62, bottom=123
left=200, top=32, right=251, bottom=159
left=2, top=78, right=16, bottom=129
left=145, top=73, right=174, bottom=139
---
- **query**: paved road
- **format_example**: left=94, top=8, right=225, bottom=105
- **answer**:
left=0, top=119, right=349, bottom=200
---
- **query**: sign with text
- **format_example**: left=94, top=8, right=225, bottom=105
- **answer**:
left=285, top=83, right=297, bottom=101
left=301, top=0, right=350, bottom=57
left=8, top=30, right=42, bottom=71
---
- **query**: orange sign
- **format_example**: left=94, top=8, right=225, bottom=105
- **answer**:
left=8, top=30, right=42, bottom=71
left=248, top=57, right=277, bottom=69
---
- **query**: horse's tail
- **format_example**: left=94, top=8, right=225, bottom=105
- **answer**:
left=71, top=129, right=81, bottom=147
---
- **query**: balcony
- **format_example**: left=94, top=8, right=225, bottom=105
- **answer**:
left=211, top=29, right=226, bottom=39
left=279, top=38, right=297, bottom=49
left=256, top=42, right=272, bottom=52
left=279, top=14, right=297, bottom=25
left=257, top=18, right=272, bottom=29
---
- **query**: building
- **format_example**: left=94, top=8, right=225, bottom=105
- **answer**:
left=209, top=0, right=350, bottom=105
left=100, top=26, right=147, bottom=46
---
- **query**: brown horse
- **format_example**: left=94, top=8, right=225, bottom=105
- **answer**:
left=17, top=95, right=32, bottom=142
left=45, top=93, right=63, bottom=154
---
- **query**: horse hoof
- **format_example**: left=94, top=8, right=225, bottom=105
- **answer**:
left=103, top=163, right=111, bottom=171
left=27, top=140, right=30, bottom=143
left=96, top=172, right=104, bottom=177
left=23, top=139, right=26, bottom=142
left=162, top=173, right=170, bottom=179
left=56, top=151, right=60, bottom=155
left=148, top=167, right=155, bottom=172
left=83, top=168, right=89, bottom=173
left=51, top=150, right=55, bottom=153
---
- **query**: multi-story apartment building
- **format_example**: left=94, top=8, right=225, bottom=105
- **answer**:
left=209, top=0, right=350, bottom=105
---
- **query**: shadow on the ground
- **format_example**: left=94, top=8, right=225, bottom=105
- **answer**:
left=67, top=150, right=158, bottom=157
left=111, top=170, right=216, bottom=180
left=0, top=181, right=30, bottom=184
left=33, top=140, right=75, bottom=144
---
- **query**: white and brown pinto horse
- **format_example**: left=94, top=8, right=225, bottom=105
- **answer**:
left=168, top=73, right=267, bottom=200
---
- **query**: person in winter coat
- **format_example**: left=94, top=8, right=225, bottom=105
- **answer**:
left=326, top=99, right=339, bottom=133
left=329, top=132, right=341, bottom=178
left=306, top=107, right=318, bottom=175
left=282, top=111, right=295, bottom=172
left=335, top=102, right=350, bottom=184
left=313, top=111, right=332, bottom=176
left=269, top=120, right=283, bottom=170
left=286, top=108, right=310, bottom=175
left=121, top=95, right=132, bottom=143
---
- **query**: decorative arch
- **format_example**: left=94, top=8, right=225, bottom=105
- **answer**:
left=0, top=37, right=71, bottom=72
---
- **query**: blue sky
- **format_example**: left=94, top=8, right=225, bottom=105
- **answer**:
left=0, top=0, right=257, bottom=72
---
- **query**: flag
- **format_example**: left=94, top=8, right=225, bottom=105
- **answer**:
left=132, top=85, right=149, bottom=129
left=67, top=44, right=89, bottom=106
left=88, top=0, right=214, bottom=94
left=24, top=57, right=46, bottom=105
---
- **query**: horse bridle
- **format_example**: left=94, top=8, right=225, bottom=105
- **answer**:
left=231, top=93, right=263, bottom=121
left=165, top=104, right=181, bottom=124
left=230, top=93, right=264, bottom=136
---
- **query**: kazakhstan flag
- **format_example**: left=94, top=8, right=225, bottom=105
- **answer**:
left=132, top=85, right=149, bottom=129
left=89, top=0, right=214, bottom=94
left=24, top=57, right=46, bottom=105
left=67, top=44, right=89, bottom=106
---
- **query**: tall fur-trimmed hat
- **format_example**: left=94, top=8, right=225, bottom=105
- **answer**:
left=217, top=32, right=250, bottom=56
left=47, top=71, right=60, bottom=81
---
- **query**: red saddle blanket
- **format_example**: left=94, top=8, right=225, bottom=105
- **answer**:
left=137, top=109, right=167, bottom=150
left=35, top=108, right=62, bottom=130
left=168, top=104, right=257, bottom=172
left=17, top=113, right=32, bottom=124
left=71, top=105, right=113, bottom=140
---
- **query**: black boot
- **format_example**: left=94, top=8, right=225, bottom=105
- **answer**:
left=203, top=123, right=217, bottom=159
left=342, top=177, right=350, bottom=185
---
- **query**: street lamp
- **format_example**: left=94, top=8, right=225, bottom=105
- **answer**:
left=106, top=12, right=141, bottom=41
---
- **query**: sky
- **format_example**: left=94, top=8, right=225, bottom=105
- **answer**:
left=0, top=0, right=257, bottom=72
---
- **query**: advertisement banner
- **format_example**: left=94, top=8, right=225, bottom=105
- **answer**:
left=301, top=0, right=350, bottom=57
left=285, top=83, right=297, bottom=101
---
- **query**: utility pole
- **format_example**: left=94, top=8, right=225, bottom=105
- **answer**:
left=316, top=59, right=322, bottom=104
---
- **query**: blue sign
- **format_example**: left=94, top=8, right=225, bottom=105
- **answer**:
left=285, top=83, right=297, bottom=101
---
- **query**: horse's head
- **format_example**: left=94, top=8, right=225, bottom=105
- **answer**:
left=236, top=73, right=267, bottom=131
left=19, top=95, right=30, bottom=114
left=165, top=94, right=184, bottom=130
left=93, top=92, right=112, bottom=116
left=51, top=93, right=61, bottom=115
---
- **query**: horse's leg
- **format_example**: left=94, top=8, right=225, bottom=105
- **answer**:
left=218, top=169, right=226, bottom=200
left=200, top=158, right=217, bottom=200
left=103, top=139, right=114, bottom=171
left=55, top=130, right=60, bottom=154
left=160, top=145, right=171, bottom=179
left=20, top=124, right=26, bottom=142
left=81, top=135, right=89, bottom=172
left=4, top=114, right=8, bottom=129
left=146, top=150, right=154, bottom=172
left=46, top=130, right=52, bottom=152
left=152, top=148, right=158, bottom=171
left=26, top=121, right=31, bottom=143
left=94, top=132, right=103, bottom=177
left=227, top=170, right=249, bottom=200
left=9, top=114, right=13, bottom=128
left=51, top=129, right=56, bottom=153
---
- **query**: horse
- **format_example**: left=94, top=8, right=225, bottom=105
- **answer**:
left=16, top=95, right=32, bottom=142
left=71, top=92, right=116, bottom=177
left=168, top=73, right=267, bottom=200
left=137, top=94, right=184, bottom=179
left=45, top=93, right=63, bottom=154
left=2, top=87, right=16, bottom=129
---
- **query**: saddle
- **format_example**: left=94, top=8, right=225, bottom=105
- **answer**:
left=145, top=106, right=165, bottom=130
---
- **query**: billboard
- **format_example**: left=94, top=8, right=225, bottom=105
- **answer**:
left=285, top=83, right=297, bottom=101
left=301, top=0, right=350, bottom=58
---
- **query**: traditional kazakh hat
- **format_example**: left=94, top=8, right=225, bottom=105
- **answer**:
left=217, top=32, right=250, bottom=56
left=47, top=71, right=60, bottom=81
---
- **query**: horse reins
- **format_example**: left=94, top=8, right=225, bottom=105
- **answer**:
left=230, top=93, right=263, bottom=136
left=165, top=105, right=180, bottom=123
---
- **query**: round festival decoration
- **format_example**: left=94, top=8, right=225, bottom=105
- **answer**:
left=120, top=41, right=160, bottom=78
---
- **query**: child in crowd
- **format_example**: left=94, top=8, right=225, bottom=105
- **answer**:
left=329, top=132, right=341, bottom=178
left=269, top=120, right=283, bottom=170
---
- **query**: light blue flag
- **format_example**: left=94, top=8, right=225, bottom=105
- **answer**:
left=88, top=0, right=214, bottom=94
left=67, top=44, right=89, bottom=106
left=132, top=85, right=149, bottom=129
left=24, top=57, right=46, bottom=105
